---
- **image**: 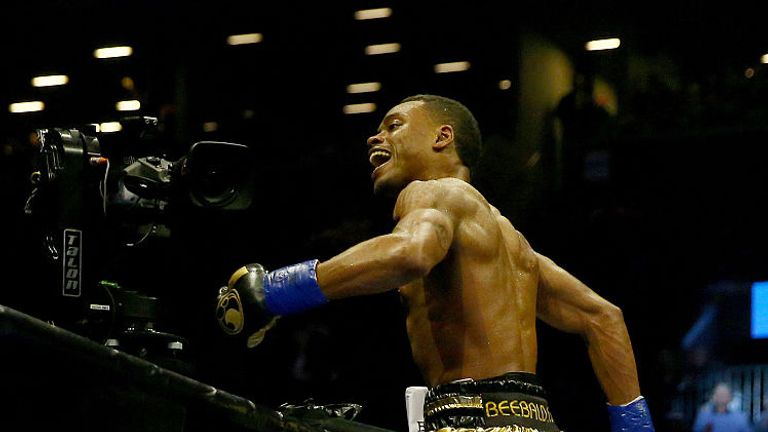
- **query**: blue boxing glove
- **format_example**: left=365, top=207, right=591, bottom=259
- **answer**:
left=215, top=259, right=328, bottom=348
left=607, top=396, right=655, bottom=432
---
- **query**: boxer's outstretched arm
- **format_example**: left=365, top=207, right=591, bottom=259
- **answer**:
left=216, top=215, right=450, bottom=346
left=534, top=252, right=641, bottom=405
left=216, top=181, right=456, bottom=347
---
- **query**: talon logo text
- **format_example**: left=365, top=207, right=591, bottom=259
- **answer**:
left=63, top=229, right=82, bottom=297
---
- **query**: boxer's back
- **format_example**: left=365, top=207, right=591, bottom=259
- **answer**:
left=398, top=178, right=540, bottom=387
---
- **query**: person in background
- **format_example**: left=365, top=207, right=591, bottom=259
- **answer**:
left=693, top=383, right=752, bottom=432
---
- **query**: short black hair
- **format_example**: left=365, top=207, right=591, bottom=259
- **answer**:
left=400, top=94, right=483, bottom=171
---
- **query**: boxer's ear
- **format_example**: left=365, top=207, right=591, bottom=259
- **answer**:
left=433, top=125, right=454, bottom=151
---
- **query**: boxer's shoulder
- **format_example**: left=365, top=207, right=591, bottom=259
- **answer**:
left=397, top=178, right=484, bottom=209
left=395, top=181, right=493, bottom=231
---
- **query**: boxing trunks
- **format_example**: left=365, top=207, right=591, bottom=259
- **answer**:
left=423, top=372, right=561, bottom=432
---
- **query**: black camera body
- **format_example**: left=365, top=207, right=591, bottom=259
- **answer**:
left=24, top=116, right=255, bottom=366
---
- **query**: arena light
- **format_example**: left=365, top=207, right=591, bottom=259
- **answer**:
left=343, top=103, right=376, bottom=114
left=365, top=43, right=401, bottom=55
left=354, top=8, right=392, bottom=20
left=94, top=46, right=133, bottom=59
left=346, top=82, right=381, bottom=94
left=9, top=101, right=45, bottom=113
left=203, top=121, right=219, bottom=132
left=99, top=122, right=123, bottom=133
left=227, top=33, right=263, bottom=45
left=116, top=100, right=141, bottom=111
left=761, top=54, right=768, bottom=64
left=31, top=74, right=69, bottom=87
left=434, top=61, right=471, bottom=74
left=585, top=38, right=621, bottom=51
left=121, top=76, right=136, bottom=91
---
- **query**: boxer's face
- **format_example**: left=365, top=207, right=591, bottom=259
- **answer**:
left=367, top=100, right=438, bottom=196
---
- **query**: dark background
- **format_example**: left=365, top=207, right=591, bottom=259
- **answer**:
left=2, top=1, right=768, bottom=431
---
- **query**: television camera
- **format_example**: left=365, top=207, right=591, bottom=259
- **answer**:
left=23, top=116, right=255, bottom=370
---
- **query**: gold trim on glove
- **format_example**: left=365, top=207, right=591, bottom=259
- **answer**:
left=247, top=316, right=280, bottom=348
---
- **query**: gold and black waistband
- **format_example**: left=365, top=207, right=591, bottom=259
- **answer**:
left=424, top=373, right=560, bottom=432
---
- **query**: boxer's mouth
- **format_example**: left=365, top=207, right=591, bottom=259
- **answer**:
left=369, top=149, right=391, bottom=168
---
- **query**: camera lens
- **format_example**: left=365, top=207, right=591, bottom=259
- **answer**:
left=185, top=141, right=254, bottom=210
left=192, top=165, right=238, bottom=207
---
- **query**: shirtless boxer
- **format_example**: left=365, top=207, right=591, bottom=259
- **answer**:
left=215, top=94, right=655, bottom=432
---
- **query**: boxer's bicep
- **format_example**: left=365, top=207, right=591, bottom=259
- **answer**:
left=317, top=181, right=459, bottom=299
left=393, top=180, right=458, bottom=269
left=316, top=208, right=454, bottom=299
left=393, top=208, right=454, bottom=270
left=535, top=252, right=612, bottom=334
